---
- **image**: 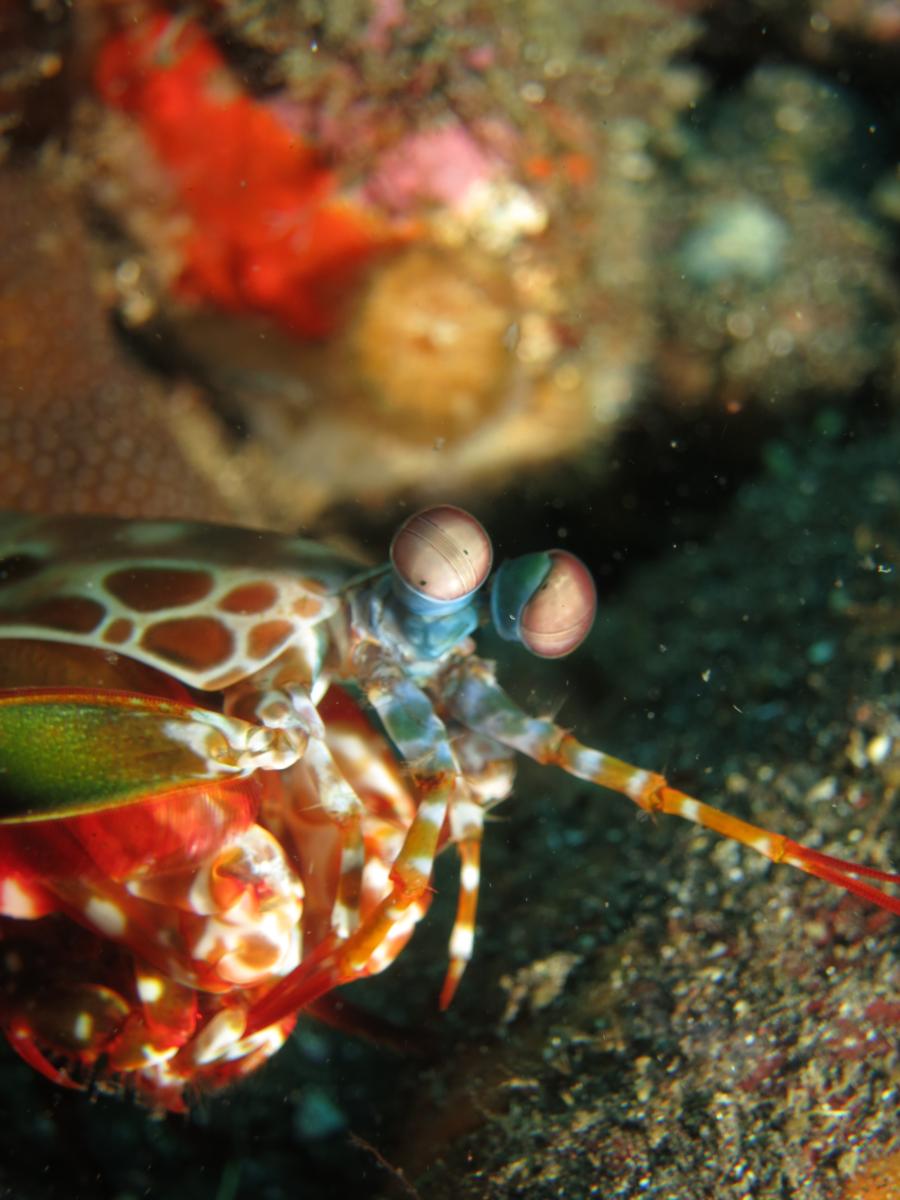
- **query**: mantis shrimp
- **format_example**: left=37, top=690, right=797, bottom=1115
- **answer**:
left=0, top=505, right=897, bottom=1109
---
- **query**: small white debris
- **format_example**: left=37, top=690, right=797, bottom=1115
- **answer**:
left=867, top=735, right=892, bottom=765
left=806, top=776, right=838, bottom=804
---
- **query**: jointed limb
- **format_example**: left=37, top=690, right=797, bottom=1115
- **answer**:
left=444, top=657, right=900, bottom=914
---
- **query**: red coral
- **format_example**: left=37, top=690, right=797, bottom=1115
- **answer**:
left=95, top=14, right=398, bottom=338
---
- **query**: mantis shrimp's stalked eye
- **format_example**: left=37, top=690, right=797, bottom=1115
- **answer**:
left=491, top=548, right=596, bottom=658
left=390, top=505, right=493, bottom=614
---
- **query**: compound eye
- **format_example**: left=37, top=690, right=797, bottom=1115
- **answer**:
left=390, top=505, right=493, bottom=604
left=518, top=550, right=596, bottom=658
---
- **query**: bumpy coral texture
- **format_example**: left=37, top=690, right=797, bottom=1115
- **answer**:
left=95, top=15, right=396, bottom=339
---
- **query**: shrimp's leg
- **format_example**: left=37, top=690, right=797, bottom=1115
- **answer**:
left=438, top=728, right=516, bottom=1008
left=444, top=658, right=900, bottom=915
left=440, top=831, right=481, bottom=1010
left=229, top=674, right=366, bottom=937
left=301, top=738, right=365, bottom=938
left=245, top=667, right=464, bottom=1035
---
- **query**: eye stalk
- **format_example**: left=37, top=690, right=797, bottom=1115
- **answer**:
left=390, top=505, right=493, bottom=615
left=388, top=509, right=594, bottom=661
left=491, top=549, right=596, bottom=658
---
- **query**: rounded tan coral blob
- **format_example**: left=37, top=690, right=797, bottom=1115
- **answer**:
left=348, top=247, right=516, bottom=441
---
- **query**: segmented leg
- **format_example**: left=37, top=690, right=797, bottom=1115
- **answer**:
left=320, top=686, right=426, bottom=965
left=244, top=663, right=466, bottom=1035
left=440, top=727, right=516, bottom=1007
left=440, top=833, right=481, bottom=1010
left=224, top=651, right=331, bottom=768
left=444, top=658, right=900, bottom=915
left=301, top=738, right=365, bottom=938
left=346, top=664, right=466, bottom=971
left=227, top=670, right=367, bottom=937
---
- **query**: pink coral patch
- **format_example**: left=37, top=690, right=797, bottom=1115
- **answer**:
left=362, top=121, right=501, bottom=214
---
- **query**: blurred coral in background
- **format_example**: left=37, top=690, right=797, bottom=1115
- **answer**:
left=94, top=13, right=404, bottom=341
left=655, top=67, right=900, bottom=413
left=4, top=0, right=897, bottom=531
left=74, top=0, right=703, bottom=525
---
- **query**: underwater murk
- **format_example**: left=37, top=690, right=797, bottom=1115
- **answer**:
left=0, top=2, right=899, bottom=1199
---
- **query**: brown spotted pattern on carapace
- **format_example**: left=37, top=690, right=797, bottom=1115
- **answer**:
left=247, top=620, right=295, bottom=661
left=104, top=567, right=215, bottom=613
left=103, top=618, right=136, bottom=645
left=218, top=582, right=279, bottom=615
left=140, top=616, right=234, bottom=670
left=292, top=596, right=324, bottom=620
